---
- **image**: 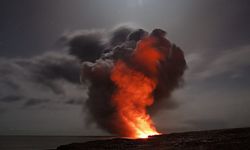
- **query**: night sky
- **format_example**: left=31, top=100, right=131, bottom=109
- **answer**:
left=0, top=0, right=250, bottom=135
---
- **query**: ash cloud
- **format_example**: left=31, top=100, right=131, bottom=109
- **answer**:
left=60, top=30, right=106, bottom=62
left=109, top=26, right=134, bottom=46
left=75, top=26, right=187, bottom=135
left=0, top=25, right=186, bottom=135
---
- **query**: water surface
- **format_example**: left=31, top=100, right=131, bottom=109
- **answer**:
left=0, top=136, right=110, bottom=150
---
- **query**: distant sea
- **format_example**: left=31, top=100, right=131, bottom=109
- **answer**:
left=0, top=136, right=111, bottom=150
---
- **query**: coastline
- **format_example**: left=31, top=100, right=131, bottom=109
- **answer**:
left=55, top=127, right=250, bottom=150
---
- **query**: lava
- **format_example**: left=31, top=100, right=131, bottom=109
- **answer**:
left=111, top=36, right=164, bottom=138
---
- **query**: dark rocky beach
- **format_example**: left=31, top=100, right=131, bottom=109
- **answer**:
left=55, top=127, right=250, bottom=150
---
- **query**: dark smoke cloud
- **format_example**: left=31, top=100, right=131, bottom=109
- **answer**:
left=75, top=26, right=187, bottom=135
left=109, top=25, right=134, bottom=46
left=60, top=30, right=105, bottom=62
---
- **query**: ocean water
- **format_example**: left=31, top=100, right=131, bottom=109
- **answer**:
left=0, top=136, right=110, bottom=150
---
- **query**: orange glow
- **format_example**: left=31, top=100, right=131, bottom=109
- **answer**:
left=134, top=36, right=164, bottom=75
left=111, top=36, right=163, bottom=138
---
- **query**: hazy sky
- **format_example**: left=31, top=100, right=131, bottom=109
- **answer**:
left=0, top=0, right=250, bottom=135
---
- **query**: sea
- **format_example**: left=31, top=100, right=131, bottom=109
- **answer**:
left=0, top=136, right=111, bottom=150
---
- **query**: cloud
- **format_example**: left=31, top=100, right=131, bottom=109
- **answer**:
left=24, top=98, right=50, bottom=107
left=60, top=30, right=106, bottom=62
left=0, top=52, right=86, bottom=110
left=109, top=25, right=134, bottom=46
left=0, top=95, right=22, bottom=103
left=65, top=98, right=83, bottom=105
left=0, top=25, right=136, bottom=112
left=185, top=45, right=250, bottom=81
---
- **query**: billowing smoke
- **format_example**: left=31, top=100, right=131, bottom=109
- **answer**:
left=68, top=26, right=187, bottom=137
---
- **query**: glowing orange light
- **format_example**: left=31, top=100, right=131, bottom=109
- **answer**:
left=111, top=36, right=163, bottom=138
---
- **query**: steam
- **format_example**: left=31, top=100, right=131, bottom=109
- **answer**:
left=68, top=26, right=187, bottom=137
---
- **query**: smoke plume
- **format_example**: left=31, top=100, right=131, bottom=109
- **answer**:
left=72, top=26, right=187, bottom=137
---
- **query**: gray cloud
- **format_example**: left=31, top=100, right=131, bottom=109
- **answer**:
left=65, top=98, right=83, bottom=105
left=0, top=52, right=86, bottom=110
left=186, top=44, right=250, bottom=81
left=24, top=98, right=50, bottom=107
left=0, top=95, right=22, bottom=103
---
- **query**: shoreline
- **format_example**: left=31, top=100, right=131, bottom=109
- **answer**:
left=55, top=127, right=250, bottom=150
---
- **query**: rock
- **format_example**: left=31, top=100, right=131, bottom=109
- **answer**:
left=56, top=127, right=250, bottom=150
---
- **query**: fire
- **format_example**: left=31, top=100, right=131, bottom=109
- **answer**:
left=111, top=36, right=164, bottom=138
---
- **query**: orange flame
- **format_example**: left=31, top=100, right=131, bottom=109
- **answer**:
left=111, top=36, right=163, bottom=138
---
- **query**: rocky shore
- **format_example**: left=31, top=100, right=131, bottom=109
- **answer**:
left=56, top=127, right=250, bottom=150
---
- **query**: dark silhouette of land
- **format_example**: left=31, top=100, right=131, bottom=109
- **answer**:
left=56, top=127, right=250, bottom=150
